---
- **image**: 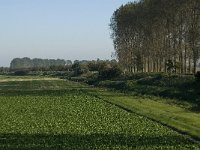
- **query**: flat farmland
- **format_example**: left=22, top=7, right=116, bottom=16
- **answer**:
left=0, top=76, right=199, bottom=149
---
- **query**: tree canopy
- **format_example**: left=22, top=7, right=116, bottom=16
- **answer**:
left=110, top=0, right=200, bottom=74
left=10, top=57, right=71, bottom=70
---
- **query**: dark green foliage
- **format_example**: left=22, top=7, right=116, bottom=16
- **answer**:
left=42, top=71, right=72, bottom=77
left=87, top=62, right=99, bottom=71
left=0, top=67, right=10, bottom=74
left=84, top=74, right=99, bottom=85
left=94, top=74, right=200, bottom=111
left=14, top=70, right=28, bottom=76
left=98, top=80, right=126, bottom=90
left=72, top=62, right=83, bottom=76
left=137, top=76, right=158, bottom=85
left=0, top=77, right=199, bottom=149
left=110, top=0, right=200, bottom=74
left=117, top=72, right=164, bottom=81
left=99, top=65, right=122, bottom=79
left=166, top=60, right=175, bottom=74
left=70, top=77, right=87, bottom=82
left=87, top=60, right=117, bottom=72
left=195, top=71, right=200, bottom=82
left=10, top=57, right=67, bottom=71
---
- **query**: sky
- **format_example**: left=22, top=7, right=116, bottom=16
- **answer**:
left=0, top=0, right=133, bottom=67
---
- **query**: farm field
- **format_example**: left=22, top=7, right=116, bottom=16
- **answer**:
left=0, top=76, right=199, bottom=149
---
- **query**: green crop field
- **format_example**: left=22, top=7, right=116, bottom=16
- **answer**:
left=0, top=76, right=199, bottom=149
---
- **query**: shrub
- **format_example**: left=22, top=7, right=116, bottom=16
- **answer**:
left=99, top=65, right=122, bottom=79
left=83, top=73, right=99, bottom=85
left=70, top=77, right=87, bottom=82
left=14, top=70, right=28, bottom=76
left=98, top=80, right=126, bottom=90
left=72, top=62, right=83, bottom=76
left=137, top=76, right=155, bottom=85
left=119, top=72, right=164, bottom=81
left=195, top=71, right=200, bottom=82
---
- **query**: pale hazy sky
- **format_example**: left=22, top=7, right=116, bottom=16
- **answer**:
left=0, top=0, right=133, bottom=67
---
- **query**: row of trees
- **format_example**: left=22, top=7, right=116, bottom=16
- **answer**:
left=0, top=67, right=9, bottom=73
left=10, top=57, right=72, bottom=71
left=71, top=59, right=121, bottom=79
left=110, top=0, right=200, bottom=74
left=9, top=57, right=118, bottom=72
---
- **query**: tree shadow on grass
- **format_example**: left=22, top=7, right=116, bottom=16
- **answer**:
left=0, top=88, right=92, bottom=97
left=0, top=133, right=196, bottom=150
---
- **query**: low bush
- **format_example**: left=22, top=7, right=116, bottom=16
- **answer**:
left=137, top=76, right=156, bottom=85
left=85, top=74, right=99, bottom=85
left=195, top=71, right=200, bottom=82
left=99, top=65, right=122, bottom=79
left=98, top=80, right=126, bottom=90
left=70, top=77, right=87, bottom=82
left=14, top=70, right=28, bottom=76
left=119, top=72, right=164, bottom=81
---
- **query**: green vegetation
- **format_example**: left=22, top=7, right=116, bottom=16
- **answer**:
left=84, top=73, right=200, bottom=111
left=67, top=72, right=200, bottom=141
left=88, top=89, right=200, bottom=141
left=110, top=0, right=200, bottom=74
left=195, top=71, right=200, bottom=82
left=10, top=57, right=70, bottom=71
left=0, top=76, right=199, bottom=149
left=2, top=0, right=200, bottom=149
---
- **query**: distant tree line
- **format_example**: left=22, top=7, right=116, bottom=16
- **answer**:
left=110, top=0, right=200, bottom=74
left=0, top=67, right=9, bottom=74
left=10, top=57, right=72, bottom=71
left=9, top=57, right=118, bottom=73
